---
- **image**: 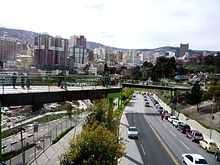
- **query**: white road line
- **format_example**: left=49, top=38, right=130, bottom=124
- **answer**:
left=140, top=143, right=146, bottom=155
left=148, top=122, right=180, bottom=165
left=179, top=140, right=190, bottom=150
left=169, top=130, right=177, bottom=137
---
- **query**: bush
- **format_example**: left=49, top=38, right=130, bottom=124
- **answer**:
left=60, top=122, right=124, bottom=165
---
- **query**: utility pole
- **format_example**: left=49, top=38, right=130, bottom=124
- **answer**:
left=210, top=97, right=215, bottom=139
left=0, top=105, right=2, bottom=160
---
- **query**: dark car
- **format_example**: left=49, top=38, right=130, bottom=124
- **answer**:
left=145, top=102, right=151, bottom=107
left=177, top=123, right=191, bottom=134
left=186, top=130, right=203, bottom=143
left=215, top=150, right=220, bottom=161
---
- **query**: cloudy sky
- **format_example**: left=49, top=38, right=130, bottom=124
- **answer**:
left=0, top=0, right=220, bottom=50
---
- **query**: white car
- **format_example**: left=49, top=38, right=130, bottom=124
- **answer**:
left=168, top=116, right=178, bottom=123
left=172, top=120, right=183, bottom=127
left=182, top=153, right=208, bottom=165
left=128, top=127, right=138, bottom=139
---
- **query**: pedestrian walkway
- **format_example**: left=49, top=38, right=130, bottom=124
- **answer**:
left=28, top=120, right=85, bottom=165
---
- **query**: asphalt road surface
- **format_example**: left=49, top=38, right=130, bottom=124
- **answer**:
left=124, top=93, right=219, bottom=165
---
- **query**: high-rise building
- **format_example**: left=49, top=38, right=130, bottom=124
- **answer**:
left=69, top=35, right=87, bottom=68
left=0, top=37, right=17, bottom=68
left=179, top=43, right=189, bottom=57
left=34, top=34, right=68, bottom=69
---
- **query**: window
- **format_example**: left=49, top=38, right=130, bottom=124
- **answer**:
left=128, top=127, right=137, bottom=132
left=195, top=159, right=208, bottom=164
left=186, top=155, right=193, bottom=162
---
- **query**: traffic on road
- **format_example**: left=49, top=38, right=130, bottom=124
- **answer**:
left=122, top=91, right=220, bottom=165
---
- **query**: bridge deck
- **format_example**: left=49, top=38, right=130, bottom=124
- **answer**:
left=0, top=86, right=122, bottom=106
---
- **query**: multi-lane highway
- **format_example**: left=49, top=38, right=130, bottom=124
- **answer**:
left=120, top=92, right=219, bottom=165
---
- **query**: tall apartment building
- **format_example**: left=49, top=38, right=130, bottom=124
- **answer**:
left=179, top=43, right=189, bottom=57
left=69, top=35, right=87, bottom=68
left=34, top=34, right=68, bottom=69
left=0, top=37, right=17, bottom=68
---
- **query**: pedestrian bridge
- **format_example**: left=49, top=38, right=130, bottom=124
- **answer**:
left=0, top=86, right=121, bottom=106
left=122, top=83, right=191, bottom=91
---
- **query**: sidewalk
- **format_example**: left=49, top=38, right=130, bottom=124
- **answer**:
left=28, top=120, right=84, bottom=165
left=153, top=94, right=220, bottom=147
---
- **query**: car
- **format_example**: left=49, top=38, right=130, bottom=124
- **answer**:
left=145, top=102, right=151, bottom=107
left=199, top=139, right=219, bottom=153
left=215, top=150, right=220, bottom=161
left=128, top=127, right=138, bottom=139
left=157, top=106, right=163, bottom=112
left=182, top=153, right=208, bottom=165
left=172, top=119, right=181, bottom=127
left=177, top=123, right=190, bottom=134
left=164, top=113, right=170, bottom=120
left=186, top=130, right=203, bottom=143
left=168, top=116, right=178, bottom=123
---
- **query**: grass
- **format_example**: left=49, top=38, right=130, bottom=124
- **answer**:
left=52, top=126, right=75, bottom=144
left=2, top=113, right=66, bottom=139
left=1, top=143, right=36, bottom=161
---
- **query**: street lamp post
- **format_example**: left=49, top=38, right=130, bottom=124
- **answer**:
left=210, top=97, right=215, bottom=139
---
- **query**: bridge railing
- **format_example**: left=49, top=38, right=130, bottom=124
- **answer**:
left=0, top=74, right=105, bottom=94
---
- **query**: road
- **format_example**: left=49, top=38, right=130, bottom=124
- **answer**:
left=120, top=93, right=219, bottom=165
left=120, top=96, right=177, bottom=164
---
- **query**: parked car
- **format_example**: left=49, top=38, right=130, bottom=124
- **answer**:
left=186, top=130, right=203, bottom=143
left=172, top=119, right=182, bottom=127
left=145, top=102, right=151, bottom=107
left=128, top=127, right=138, bottom=139
left=177, top=123, right=190, bottom=134
left=182, top=153, right=208, bottom=165
left=168, top=116, right=178, bottom=123
left=215, top=150, right=220, bottom=161
left=157, top=106, right=163, bottom=112
left=199, top=139, right=219, bottom=153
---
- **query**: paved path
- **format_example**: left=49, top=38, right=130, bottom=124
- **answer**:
left=0, top=85, right=107, bottom=94
left=28, top=120, right=85, bottom=165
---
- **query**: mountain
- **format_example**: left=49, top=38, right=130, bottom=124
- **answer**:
left=0, top=27, right=38, bottom=45
left=0, top=27, right=217, bottom=55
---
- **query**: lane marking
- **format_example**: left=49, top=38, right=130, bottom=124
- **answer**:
left=169, top=130, right=177, bottom=137
left=148, top=122, right=181, bottom=165
left=179, top=140, right=190, bottom=150
left=140, top=143, right=146, bottom=155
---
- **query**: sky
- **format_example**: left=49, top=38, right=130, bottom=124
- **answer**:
left=0, top=0, right=220, bottom=50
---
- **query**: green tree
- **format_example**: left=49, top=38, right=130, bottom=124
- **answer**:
left=64, top=102, right=73, bottom=119
left=190, top=81, right=202, bottom=112
left=208, top=80, right=220, bottom=111
left=60, top=122, right=125, bottom=165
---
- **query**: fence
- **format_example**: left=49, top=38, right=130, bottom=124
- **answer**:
left=2, top=113, right=86, bottom=165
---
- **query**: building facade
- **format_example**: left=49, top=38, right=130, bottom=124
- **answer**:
left=69, top=35, right=87, bottom=68
left=0, top=37, right=17, bottom=68
left=179, top=43, right=189, bottom=57
left=34, top=34, right=68, bottom=69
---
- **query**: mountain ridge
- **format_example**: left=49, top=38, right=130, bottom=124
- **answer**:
left=0, top=27, right=217, bottom=54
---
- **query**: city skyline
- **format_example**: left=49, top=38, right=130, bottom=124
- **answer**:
left=0, top=0, right=220, bottom=50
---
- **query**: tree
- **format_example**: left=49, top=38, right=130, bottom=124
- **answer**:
left=190, top=81, right=202, bottom=112
left=208, top=80, right=220, bottom=111
left=64, top=102, right=73, bottom=119
left=60, top=122, right=125, bottom=165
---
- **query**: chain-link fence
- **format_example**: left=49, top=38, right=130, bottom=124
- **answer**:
left=2, top=113, right=85, bottom=165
